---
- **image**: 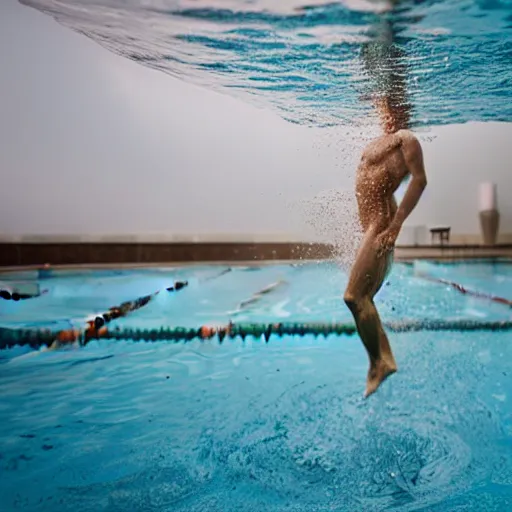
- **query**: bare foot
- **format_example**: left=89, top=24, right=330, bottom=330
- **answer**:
left=364, top=357, right=397, bottom=398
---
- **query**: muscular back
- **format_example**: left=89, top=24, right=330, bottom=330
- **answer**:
left=355, top=130, right=418, bottom=233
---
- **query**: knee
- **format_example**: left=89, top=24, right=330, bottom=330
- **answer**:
left=344, top=291, right=371, bottom=314
left=343, top=291, right=360, bottom=312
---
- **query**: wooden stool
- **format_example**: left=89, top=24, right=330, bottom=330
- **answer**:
left=430, top=227, right=451, bottom=246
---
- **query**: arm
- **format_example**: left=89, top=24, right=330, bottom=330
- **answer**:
left=389, top=133, right=427, bottom=235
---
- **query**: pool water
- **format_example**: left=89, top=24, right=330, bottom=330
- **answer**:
left=21, top=0, right=512, bottom=128
left=1, top=261, right=512, bottom=511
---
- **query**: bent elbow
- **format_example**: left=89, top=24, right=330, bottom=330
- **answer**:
left=416, top=176, right=427, bottom=189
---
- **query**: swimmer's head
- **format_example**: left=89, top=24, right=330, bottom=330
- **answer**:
left=361, top=19, right=411, bottom=134
left=374, top=96, right=410, bottom=134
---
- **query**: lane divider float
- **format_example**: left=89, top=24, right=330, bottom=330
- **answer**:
left=416, top=272, right=512, bottom=307
left=2, top=318, right=512, bottom=351
left=2, top=280, right=189, bottom=348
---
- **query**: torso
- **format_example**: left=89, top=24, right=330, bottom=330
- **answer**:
left=355, top=130, right=411, bottom=233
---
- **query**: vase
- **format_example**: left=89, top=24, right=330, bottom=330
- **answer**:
left=479, top=209, right=500, bottom=245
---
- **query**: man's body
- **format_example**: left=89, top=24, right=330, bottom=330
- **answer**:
left=344, top=127, right=427, bottom=397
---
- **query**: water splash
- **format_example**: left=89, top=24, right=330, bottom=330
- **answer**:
left=289, top=188, right=362, bottom=269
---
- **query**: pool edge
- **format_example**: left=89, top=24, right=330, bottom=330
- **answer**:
left=1, top=241, right=512, bottom=270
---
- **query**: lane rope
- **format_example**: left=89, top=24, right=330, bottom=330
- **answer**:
left=2, top=318, right=512, bottom=350
left=417, top=272, right=512, bottom=307
left=2, top=272, right=511, bottom=351
left=0, top=280, right=189, bottom=349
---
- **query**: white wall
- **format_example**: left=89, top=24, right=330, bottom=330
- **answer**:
left=403, top=122, right=512, bottom=243
left=1, top=0, right=511, bottom=243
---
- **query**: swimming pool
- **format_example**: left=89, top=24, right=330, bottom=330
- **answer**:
left=1, top=261, right=512, bottom=511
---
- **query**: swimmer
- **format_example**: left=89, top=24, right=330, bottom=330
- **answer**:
left=344, top=101, right=427, bottom=397
left=344, top=9, right=427, bottom=397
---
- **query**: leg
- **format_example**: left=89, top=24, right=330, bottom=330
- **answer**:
left=344, top=231, right=397, bottom=397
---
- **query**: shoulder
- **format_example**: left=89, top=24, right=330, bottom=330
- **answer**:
left=394, top=129, right=417, bottom=143
left=396, top=130, right=422, bottom=155
left=396, top=129, right=420, bottom=145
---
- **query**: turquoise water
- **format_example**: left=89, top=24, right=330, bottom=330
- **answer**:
left=1, top=261, right=512, bottom=511
left=20, top=0, right=512, bottom=128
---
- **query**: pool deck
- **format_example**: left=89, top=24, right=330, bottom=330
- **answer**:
left=0, top=240, right=511, bottom=270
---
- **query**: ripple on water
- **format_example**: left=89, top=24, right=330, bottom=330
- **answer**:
left=20, top=0, right=512, bottom=128
left=202, top=395, right=473, bottom=511
left=1, top=332, right=512, bottom=511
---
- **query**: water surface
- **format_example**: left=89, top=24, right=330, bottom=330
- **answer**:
left=20, top=0, right=512, bottom=128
